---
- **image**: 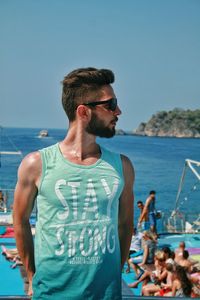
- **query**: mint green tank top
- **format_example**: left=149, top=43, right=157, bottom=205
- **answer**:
left=32, top=143, right=124, bottom=300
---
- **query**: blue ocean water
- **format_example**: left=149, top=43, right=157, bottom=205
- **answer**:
left=0, top=127, right=200, bottom=220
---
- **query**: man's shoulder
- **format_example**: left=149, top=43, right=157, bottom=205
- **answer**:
left=20, top=143, right=57, bottom=169
left=120, top=154, right=135, bottom=176
left=20, top=151, right=41, bottom=170
left=145, top=196, right=153, bottom=204
left=17, top=151, right=42, bottom=184
left=120, top=154, right=133, bottom=164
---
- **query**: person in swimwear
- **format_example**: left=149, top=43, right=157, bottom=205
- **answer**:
left=138, top=191, right=157, bottom=234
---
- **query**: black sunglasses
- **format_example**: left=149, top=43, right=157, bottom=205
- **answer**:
left=82, top=98, right=117, bottom=112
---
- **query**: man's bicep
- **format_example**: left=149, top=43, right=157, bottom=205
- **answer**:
left=119, top=155, right=134, bottom=223
left=14, top=180, right=37, bottom=223
left=119, top=189, right=134, bottom=227
left=13, top=152, right=41, bottom=223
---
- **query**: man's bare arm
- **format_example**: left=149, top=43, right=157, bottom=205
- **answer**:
left=13, top=151, right=41, bottom=295
left=118, top=155, right=134, bottom=269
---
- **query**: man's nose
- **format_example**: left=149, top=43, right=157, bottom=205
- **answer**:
left=114, top=105, right=122, bottom=115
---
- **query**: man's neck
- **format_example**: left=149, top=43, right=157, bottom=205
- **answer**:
left=59, top=125, right=101, bottom=164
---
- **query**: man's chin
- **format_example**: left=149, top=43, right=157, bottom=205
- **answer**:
left=98, top=128, right=116, bottom=138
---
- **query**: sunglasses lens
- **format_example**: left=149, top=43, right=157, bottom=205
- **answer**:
left=109, top=98, right=117, bottom=111
left=83, top=98, right=118, bottom=111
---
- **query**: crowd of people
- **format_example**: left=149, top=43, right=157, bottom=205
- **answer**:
left=124, top=191, right=200, bottom=297
left=126, top=235, right=200, bottom=297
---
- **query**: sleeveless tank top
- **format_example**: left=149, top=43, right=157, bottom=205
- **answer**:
left=32, top=143, right=124, bottom=300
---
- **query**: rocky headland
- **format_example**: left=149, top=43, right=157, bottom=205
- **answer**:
left=134, top=108, right=200, bottom=138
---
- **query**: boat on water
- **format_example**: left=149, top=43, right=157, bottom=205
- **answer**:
left=38, top=129, right=48, bottom=138
left=0, top=128, right=199, bottom=298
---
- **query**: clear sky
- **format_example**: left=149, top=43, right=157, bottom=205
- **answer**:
left=1, top=0, right=200, bottom=131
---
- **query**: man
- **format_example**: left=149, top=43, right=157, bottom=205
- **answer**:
left=137, top=200, right=150, bottom=231
left=178, top=250, right=193, bottom=273
left=13, top=67, right=134, bottom=299
left=138, top=191, right=157, bottom=234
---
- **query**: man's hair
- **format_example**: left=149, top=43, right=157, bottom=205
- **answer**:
left=61, top=67, right=115, bottom=121
left=162, top=246, right=172, bottom=257
left=149, top=190, right=156, bottom=195
left=137, top=200, right=143, bottom=205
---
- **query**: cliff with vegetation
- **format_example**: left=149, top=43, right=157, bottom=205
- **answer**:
left=134, top=108, right=200, bottom=138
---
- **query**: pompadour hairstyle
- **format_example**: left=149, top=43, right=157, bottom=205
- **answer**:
left=61, top=67, right=115, bottom=121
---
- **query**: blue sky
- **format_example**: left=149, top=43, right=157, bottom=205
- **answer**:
left=1, top=0, right=200, bottom=131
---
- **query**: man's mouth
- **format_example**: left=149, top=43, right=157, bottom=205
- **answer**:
left=111, top=117, right=118, bottom=125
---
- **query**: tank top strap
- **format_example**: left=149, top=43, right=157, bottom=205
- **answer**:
left=38, top=143, right=61, bottom=191
left=100, top=146, right=124, bottom=180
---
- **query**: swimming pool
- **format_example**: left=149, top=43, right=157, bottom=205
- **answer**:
left=0, top=237, right=25, bottom=296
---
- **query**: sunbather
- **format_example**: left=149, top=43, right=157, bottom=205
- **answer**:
left=128, top=230, right=156, bottom=278
left=128, top=249, right=165, bottom=289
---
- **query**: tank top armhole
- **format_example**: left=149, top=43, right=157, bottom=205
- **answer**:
left=37, top=149, right=46, bottom=193
left=101, top=146, right=124, bottom=182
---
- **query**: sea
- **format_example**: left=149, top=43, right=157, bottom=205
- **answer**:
left=0, top=127, right=200, bottom=224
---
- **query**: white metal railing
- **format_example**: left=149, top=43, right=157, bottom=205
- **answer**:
left=160, top=210, right=200, bottom=234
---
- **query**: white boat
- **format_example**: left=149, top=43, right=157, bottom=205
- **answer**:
left=38, top=129, right=48, bottom=138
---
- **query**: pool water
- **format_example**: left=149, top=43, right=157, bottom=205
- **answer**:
left=0, top=237, right=25, bottom=295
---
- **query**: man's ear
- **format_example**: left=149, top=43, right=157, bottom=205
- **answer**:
left=76, top=105, right=91, bottom=121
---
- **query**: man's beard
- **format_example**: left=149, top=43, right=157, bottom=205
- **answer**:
left=86, top=112, right=117, bottom=138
